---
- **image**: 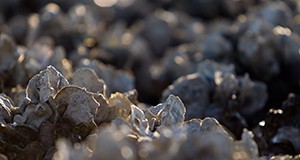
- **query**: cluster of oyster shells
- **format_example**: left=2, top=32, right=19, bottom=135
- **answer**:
left=0, top=65, right=296, bottom=160
left=1, top=0, right=300, bottom=159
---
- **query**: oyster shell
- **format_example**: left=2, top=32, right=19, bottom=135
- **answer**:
left=26, top=65, right=69, bottom=104
left=107, top=92, right=132, bottom=120
left=53, top=86, right=99, bottom=125
left=162, top=73, right=210, bottom=119
left=0, top=94, right=14, bottom=124
left=158, top=94, right=186, bottom=127
left=13, top=102, right=52, bottom=129
left=70, top=67, right=105, bottom=94
left=0, top=34, right=19, bottom=75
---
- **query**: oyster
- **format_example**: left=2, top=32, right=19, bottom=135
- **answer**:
left=53, top=86, right=99, bottom=125
left=107, top=92, right=132, bottom=120
left=13, top=102, right=52, bottom=129
left=70, top=67, right=105, bottom=94
left=26, top=65, right=69, bottom=104
left=0, top=94, right=14, bottom=124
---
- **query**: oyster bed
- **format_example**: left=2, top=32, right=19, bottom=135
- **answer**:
left=0, top=0, right=300, bottom=159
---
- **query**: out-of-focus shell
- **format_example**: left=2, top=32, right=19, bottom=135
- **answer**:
left=237, top=75, right=267, bottom=115
left=107, top=93, right=132, bottom=121
left=162, top=74, right=210, bottom=119
left=213, top=72, right=239, bottom=105
left=162, top=45, right=194, bottom=80
left=177, top=118, right=233, bottom=160
left=26, top=65, right=69, bottom=104
left=140, top=15, right=172, bottom=57
left=197, top=60, right=235, bottom=80
left=7, top=15, right=28, bottom=45
left=202, top=33, right=233, bottom=60
left=268, top=155, right=293, bottom=160
left=237, top=19, right=279, bottom=80
left=53, top=86, right=99, bottom=125
left=49, top=46, right=73, bottom=78
left=53, top=139, right=90, bottom=160
left=70, top=67, right=105, bottom=94
left=0, top=34, right=18, bottom=74
left=77, top=60, right=135, bottom=95
left=90, top=121, right=137, bottom=160
left=26, top=37, right=54, bottom=68
left=272, top=127, right=300, bottom=153
left=233, top=129, right=259, bottom=160
left=260, top=1, right=292, bottom=27
left=37, top=3, right=65, bottom=43
left=275, top=33, right=300, bottom=89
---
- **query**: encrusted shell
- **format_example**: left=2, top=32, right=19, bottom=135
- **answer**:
left=0, top=94, right=14, bottom=124
left=53, top=86, right=99, bottom=125
left=107, top=92, right=132, bottom=120
left=26, top=65, right=69, bottom=103
left=70, top=67, right=105, bottom=94
left=159, top=94, right=186, bottom=127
